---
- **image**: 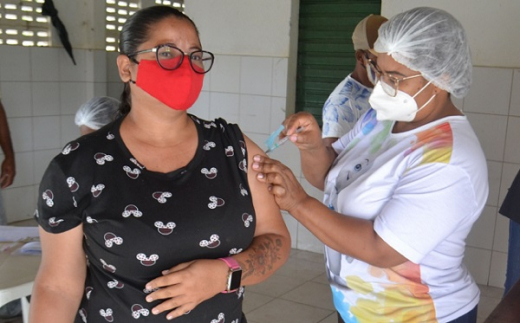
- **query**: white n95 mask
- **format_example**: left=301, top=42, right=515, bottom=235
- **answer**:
left=369, top=80, right=436, bottom=122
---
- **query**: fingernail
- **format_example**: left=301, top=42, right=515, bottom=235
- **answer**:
left=162, top=269, right=169, bottom=275
left=146, top=296, right=153, bottom=302
left=252, top=162, right=259, bottom=169
left=253, top=155, right=261, bottom=161
left=167, top=315, right=174, bottom=320
left=145, top=284, right=152, bottom=290
left=257, top=173, right=264, bottom=179
left=152, top=308, right=159, bottom=315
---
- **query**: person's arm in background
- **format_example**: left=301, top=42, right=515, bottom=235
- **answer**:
left=0, top=99, right=15, bottom=188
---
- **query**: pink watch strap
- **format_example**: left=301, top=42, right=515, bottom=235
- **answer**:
left=218, top=257, right=240, bottom=270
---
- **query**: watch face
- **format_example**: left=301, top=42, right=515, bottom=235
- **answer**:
left=228, top=269, right=242, bottom=291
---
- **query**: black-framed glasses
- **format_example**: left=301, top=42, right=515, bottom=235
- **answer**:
left=127, top=44, right=214, bottom=74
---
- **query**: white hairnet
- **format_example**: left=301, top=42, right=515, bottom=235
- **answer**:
left=374, top=7, right=472, bottom=98
left=74, top=96, right=120, bottom=130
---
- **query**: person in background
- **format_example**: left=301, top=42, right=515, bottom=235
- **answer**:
left=499, top=168, right=520, bottom=295
left=30, top=5, right=290, bottom=323
left=74, top=96, right=120, bottom=135
left=321, top=14, right=387, bottom=148
left=0, top=95, right=20, bottom=320
left=0, top=96, right=16, bottom=225
left=253, top=7, right=487, bottom=323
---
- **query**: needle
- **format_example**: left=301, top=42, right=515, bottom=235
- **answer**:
left=264, top=127, right=303, bottom=154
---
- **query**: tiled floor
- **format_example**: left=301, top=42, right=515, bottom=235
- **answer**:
left=0, top=246, right=504, bottom=323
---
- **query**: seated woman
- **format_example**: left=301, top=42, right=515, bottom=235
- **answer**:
left=253, top=7, right=487, bottom=323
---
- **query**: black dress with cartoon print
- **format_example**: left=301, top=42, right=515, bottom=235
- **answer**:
left=36, top=114, right=255, bottom=322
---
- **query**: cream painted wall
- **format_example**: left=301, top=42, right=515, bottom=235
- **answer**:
left=381, top=0, right=520, bottom=68
left=186, top=0, right=293, bottom=57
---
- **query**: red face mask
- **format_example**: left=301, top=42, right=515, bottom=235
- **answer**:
left=133, top=59, right=204, bottom=111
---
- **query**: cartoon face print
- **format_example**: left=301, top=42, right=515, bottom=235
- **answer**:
left=62, top=142, right=79, bottom=155
left=208, top=196, right=225, bottom=209
left=131, top=304, right=150, bottom=319
left=201, top=167, right=218, bottom=179
left=85, top=286, right=93, bottom=299
left=48, top=217, right=64, bottom=227
left=225, top=146, right=234, bottom=157
left=79, top=308, right=87, bottom=322
left=66, top=177, right=79, bottom=192
left=239, top=183, right=248, bottom=196
left=99, top=308, right=114, bottom=322
left=143, top=286, right=159, bottom=294
left=335, top=157, right=372, bottom=194
left=100, top=259, right=116, bottom=273
left=86, top=216, right=98, bottom=223
left=229, top=248, right=242, bottom=255
left=91, top=184, right=105, bottom=197
left=199, top=234, right=220, bottom=248
left=203, top=140, right=216, bottom=151
left=211, top=313, right=225, bottom=323
left=154, top=221, right=176, bottom=235
left=42, top=189, right=54, bottom=207
left=94, top=152, right=114, bottom=165
left=107, top=279, right=124, bottom=289
left=152, top=191, right=172, bottom=204
left=239, top=159, right=247, bottom=173
left=204, top=121, right=217, bottom=129
left=136, top=253, right=159, bottom=266
left=123, top=165, right=141, bottom=179
left=104, top=232, right=123, bottom=248
left=239, top=140, right=246, bottom=156
left=122, top=204, right=142, bottom=218
left=242, top=213, right=253, bottom=227
left=236, top=286, right=245, bottom=299
left=106, top=132, right=115, bottom=140
left=130, top=158, right=145, bottom=169
left=143, top=287, right=159, bottom=294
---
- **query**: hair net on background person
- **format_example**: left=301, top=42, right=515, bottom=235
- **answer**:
left=74, top=96, right=120, bottom=130
left=374, top=7, right=472, bottom=98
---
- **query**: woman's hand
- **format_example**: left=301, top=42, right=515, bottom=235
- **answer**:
left=144, top=259, right=229, bottom=320
left=252, top=154, right=309, bottom=213
left=280, top=112, right=322, bottom=151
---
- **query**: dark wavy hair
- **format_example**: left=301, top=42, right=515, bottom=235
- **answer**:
left=117, top=6, right=199, bottom=115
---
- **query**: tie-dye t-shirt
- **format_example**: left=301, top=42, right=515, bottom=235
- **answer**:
left=325, top=109, right=488, bottom=323
left=322, top=74, right=372, bottom=139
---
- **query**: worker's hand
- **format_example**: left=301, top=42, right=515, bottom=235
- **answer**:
left=280, top=112, right=322, bottom=151
left=1, top=156, right=15, bottom=188
left=252, top=154, right=309, bottom=213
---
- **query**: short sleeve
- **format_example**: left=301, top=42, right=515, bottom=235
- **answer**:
left=322, top=78, right=349, bottom=139
left=374, top=164, right=478, bottom=263
left=36, top=158, right=84, bottom=233
left=499, top=169, right=520, bottom=223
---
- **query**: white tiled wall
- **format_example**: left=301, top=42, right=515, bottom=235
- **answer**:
left=462, top=66, right=520, bottom=288
left=0, top=45, right=108, bottom=223
left=1, top=44, right=517, bottom=290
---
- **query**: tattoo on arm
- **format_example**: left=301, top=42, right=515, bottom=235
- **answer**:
left=239, top=236, right=283, bottom=280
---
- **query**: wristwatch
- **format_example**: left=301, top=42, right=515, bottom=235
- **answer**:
left=219, top=257, right=242, bottom=293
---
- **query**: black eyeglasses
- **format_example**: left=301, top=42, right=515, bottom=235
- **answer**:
left=127, top=44, right=214, bottom=74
